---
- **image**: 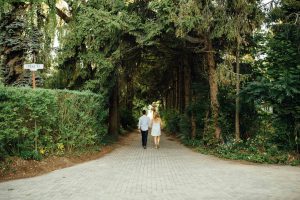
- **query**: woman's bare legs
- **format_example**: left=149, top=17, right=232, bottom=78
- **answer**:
left=157, top=136, right=160, bottom=148
left=155, top=136, right=159, bottom=148
left=153, top=136, right=157, bottom=148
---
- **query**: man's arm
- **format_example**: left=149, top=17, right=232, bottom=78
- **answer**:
left=138, top=118, right=141, bottom=130
left=148, top=117, right=151, bottom=129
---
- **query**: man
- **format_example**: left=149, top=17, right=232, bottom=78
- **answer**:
left=138, top=110, right=150, bottom=149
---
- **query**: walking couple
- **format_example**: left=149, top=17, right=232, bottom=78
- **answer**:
left=138, top=110, right=162, bottom=149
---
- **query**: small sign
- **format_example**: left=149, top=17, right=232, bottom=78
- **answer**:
left=24, top=64, right=44, bottom=71
left=24, top=63, right=44, bottom=89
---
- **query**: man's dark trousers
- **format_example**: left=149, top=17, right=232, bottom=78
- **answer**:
left=141, top=130, right=148, bottom=147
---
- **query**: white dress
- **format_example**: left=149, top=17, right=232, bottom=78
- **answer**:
left=151, top=120, right=161, bottom=136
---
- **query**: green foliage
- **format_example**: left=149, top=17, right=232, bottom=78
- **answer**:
left=160, top=109, right=180, bottom=134
left=242, top=1, right=300, bottom=151
left=218, top=86, right=259, bottom=141
left=132, top=97, right=148, bottom=120
left=56, top=90, right=107, bottom=151
left=214, top=134, right=299, bottom=165
left=20, top=150, right=42, bottom=161
left=0, top=158, right=13, bottom=176
left=120, top=108, right=137, bottom=130
left=148, top=0, right=262, bottom=42
left=55, top=0, right=141, bottom=92
left=0, top=1, right=57, bottom=86
left=178, top=114, right=192, bottom=140
left=184, top=112, right=300, bottom=165
left=189, top=100, right=209, bottom=137
left=181, top=133, right=300, bottom=165
left=161, top=108, right=195, bottom=141
left=164, top=102, right=300, bottom=165
left=0, top=86, right=107, bottom=160
left=1, top=0, right=298, bottom=166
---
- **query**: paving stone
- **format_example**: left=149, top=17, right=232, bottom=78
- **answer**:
left=1, top=132, right=300, bottom=200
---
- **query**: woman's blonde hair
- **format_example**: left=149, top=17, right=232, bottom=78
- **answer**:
left=153, top=112, right=160, bottom=119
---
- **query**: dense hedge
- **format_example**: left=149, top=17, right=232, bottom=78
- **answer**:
left=0, top=86, right=107, bottom=160
left=162, top=108, right=300, bottom=165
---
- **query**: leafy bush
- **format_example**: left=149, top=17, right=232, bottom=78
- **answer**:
left=170, top=105, right=300, bottom=165
left=56, top=90, right=107, bottom=151
left=178, top=114, right=191, bottom=140
left=242, top=23, right=300, bottom=151
left=120, top=108, right=137, bottom=130
left=20, top=150, right=42, bottom=161
left=0, top=86, right=107, bottom=160
left=214, top=135, right=299, bottom=164
left=160, top=109, right=180, bottom=134
left=218, top=86, right=260, bottom=141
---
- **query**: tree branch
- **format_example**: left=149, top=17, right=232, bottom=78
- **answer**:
left=184, top=35, right=204, bottom=44
left=56, top=6, right=71, bottom=23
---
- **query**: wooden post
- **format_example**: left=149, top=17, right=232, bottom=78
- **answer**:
left=32, top=71, right=36, bottom=89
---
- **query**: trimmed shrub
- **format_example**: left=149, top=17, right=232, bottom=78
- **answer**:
left=0, top=86, right=107, bottom=160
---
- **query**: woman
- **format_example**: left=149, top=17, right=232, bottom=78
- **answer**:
left=151, top=112, right=162, bottom=149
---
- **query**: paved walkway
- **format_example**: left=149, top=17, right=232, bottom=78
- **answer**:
left=1, top=132, right=300, bottom=200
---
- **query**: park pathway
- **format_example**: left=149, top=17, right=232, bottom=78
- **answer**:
left=1, top=131, right=300, bottom=200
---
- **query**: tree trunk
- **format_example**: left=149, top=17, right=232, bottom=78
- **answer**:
left=179, top=63, right=185, bottom=113
left=189, top=90, right=196, bottom=139
left=183, top=56, right=194, bottom=139
left=126, top=75, right=134, bottom=111
left=183, top=57, right=191, bottom=109
left=191, top=113, right=196, bottom=139
left=108, top=73, right=120, bottom=139
left=162, top=97, right=166, bottom=110
left=170, top=87, right=174, bottom=109
left=203, top=109, right=210, bottom=141
left=206, top=37, right=221, bottom=140
left=166, top=91, right=168, bottom=109
left=172, top=73, right=176, bottom=109
left=168, top=91, right=172, bottom=109
left=235, top=38, right=241, bottom=140
left=174, top=67, right=179, bottom=111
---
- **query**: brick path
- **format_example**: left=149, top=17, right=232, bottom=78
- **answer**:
left=1, top=131, right=300, bottom=200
